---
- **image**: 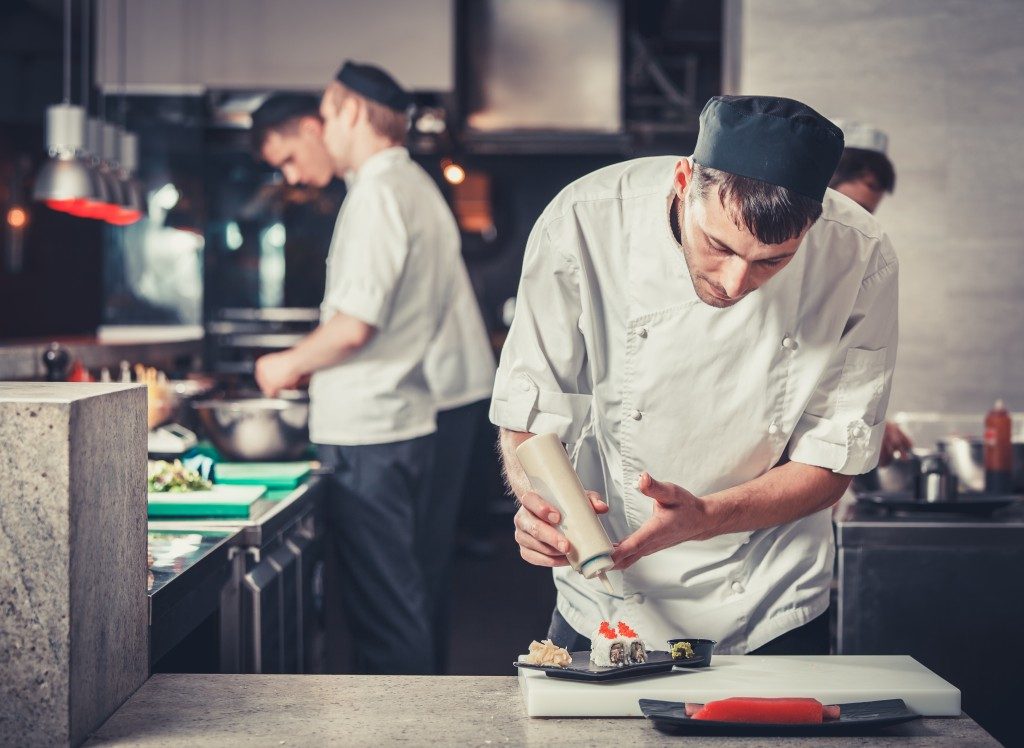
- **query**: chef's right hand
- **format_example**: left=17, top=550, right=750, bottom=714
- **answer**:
left=514, top=490, right=609, bottom=567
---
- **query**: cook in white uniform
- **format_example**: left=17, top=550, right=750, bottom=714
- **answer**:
left=254, top=62, right=462, bottom=674
left=251, top=92, right=496, bottom=672
left=492, top=96, right=899, bottom=654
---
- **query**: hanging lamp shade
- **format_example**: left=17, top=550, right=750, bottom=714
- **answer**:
left=62, top=118, right=120, bottom=220
left=34, top=104, right=97, bottom=208
left=107, top=130, right=143, bottom=226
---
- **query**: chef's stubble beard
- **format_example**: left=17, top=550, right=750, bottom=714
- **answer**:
left=674, top=195, right=734, bottom=309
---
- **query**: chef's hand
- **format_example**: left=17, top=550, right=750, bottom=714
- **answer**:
left=514, top=489, right=609, bottom=568
left=878, top=422, right=913, bottom=466
left=254, top=351, right=301, bottom=398
left=612, top=472, right=707, bottom=570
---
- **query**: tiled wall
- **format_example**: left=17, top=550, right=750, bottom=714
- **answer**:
left=737, top=0, right=1024, bottom=415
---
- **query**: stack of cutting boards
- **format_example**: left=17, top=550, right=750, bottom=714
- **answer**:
left=518, top=655, right=960, bottom=717
left=147, top=462, right=312, bottom=519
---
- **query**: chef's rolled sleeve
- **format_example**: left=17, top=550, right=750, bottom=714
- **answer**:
left=788, top=237, right=899, bottom=475
left=322, top=184, right=408, bottom=328
left=490, top=217, right=592, bottom=444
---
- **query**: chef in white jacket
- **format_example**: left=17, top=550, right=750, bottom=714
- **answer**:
left=492, top=96, right=898, bottom=655
left=253, top=66, right=494, bottom=674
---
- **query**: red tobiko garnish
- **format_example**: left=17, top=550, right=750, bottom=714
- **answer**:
left=617, top=621, right=638, bottom=638
left=598, top=621, right=617, bottom=639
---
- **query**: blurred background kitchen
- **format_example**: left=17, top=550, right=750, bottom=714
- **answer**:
left=0, top=1, right=1022, bottom=745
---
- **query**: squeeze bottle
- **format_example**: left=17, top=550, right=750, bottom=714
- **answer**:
left=516, top=433, right=615, bottom=594
left=984, top=399, right=1013, bottom=494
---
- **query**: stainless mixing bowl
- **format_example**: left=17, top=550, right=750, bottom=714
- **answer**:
left=192, top=396, right=309, bottom=461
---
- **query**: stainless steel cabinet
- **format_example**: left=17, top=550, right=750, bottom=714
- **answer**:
left=836, top=503, right=1024, bottom=747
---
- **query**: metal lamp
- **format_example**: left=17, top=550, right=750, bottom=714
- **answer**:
left=34, top=103, right=94, bottom=204
left=107, top=130, right=144, bottom=226
left=34, top=0, right=98, bottom=210
left=59, top=118, right=117, bottom=218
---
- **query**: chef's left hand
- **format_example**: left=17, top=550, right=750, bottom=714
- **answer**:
left=612, top=472, right=709, bottom=570
left=254, top=351, right=301, bottom=397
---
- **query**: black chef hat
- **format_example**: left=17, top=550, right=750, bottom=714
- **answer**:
left=693, top=95, right=844, bottom=202
left=335, top=61, right=412, bottom=113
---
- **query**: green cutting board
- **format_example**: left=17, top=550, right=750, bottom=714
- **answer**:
left=148, top=484, right=267, bottom=518
left=214, top=462, right=312, bottom=490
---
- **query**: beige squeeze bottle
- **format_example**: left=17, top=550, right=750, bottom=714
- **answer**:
left=516, top=433, right=616, bottom=594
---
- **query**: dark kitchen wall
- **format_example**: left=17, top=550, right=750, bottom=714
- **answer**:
left=453, top=153, right=650, bottom=333
left=0, top=0, right=104, bottom=340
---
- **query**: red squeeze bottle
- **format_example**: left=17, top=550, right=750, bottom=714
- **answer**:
left=984, top=399, right=1013, bottom=494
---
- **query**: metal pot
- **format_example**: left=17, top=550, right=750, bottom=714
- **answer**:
left=164, top=376, right=217, bottom=428
left=854, top=452, right=921, bottom=495
left=193, top=396, right=309, bottom=461
left=937, top=436, right=1024, bottom=493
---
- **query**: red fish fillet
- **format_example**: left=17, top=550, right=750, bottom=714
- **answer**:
left=686, top=697, right=841, bottom=723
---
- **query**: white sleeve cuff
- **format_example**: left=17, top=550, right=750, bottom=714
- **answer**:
left=323, top=280, right=387, bottom=327
left=788, top=415, right=885, bottom=475
left=489, top=371, right=592, bottom=444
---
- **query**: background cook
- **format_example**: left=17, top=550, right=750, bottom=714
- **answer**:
left=250, top=92, right=495, bottom=674
left=254, top=61, right=459, bottom=674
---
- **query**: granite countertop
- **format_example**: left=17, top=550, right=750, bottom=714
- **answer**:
left=86, top=675, right=998, bottom=747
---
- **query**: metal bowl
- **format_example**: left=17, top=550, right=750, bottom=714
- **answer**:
left=192, top=396, right=309, bottom=461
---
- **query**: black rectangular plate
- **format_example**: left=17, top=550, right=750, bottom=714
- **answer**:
left=514, top=650, right=707, bottom=682
left=639, top=698, right=920, bottom=735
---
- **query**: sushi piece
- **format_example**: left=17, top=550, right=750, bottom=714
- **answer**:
left=688, top=697, right=841, bottom=723
left=523, top=639, right=572, bottom=667
left=590, top=620, right=647, bottom=667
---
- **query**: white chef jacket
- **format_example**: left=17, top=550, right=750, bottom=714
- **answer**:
left=426, top=263, right=496, bottom=412
left=490, top=156, right=899, bottom=653
left=310, top=147, right=460, bottom=445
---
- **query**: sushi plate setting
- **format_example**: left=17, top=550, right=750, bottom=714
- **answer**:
left=514, top=623, right=956, bottom=736
left=513, top=649, right=707, bottom=682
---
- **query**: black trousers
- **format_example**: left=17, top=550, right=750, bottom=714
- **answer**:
left=547, top=607, right=830, bottom=655
left=425, top=400, right=486, bottom=673
left=318, top=434, right=435, bottom=674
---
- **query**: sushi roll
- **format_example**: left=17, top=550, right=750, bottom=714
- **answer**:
left=590, top=620, right=647, bottom=667
left=617, top=621, right=647, bottom=664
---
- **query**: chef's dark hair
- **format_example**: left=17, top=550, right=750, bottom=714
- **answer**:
left=250, top=93, right=323, bottom=154
left=829, top=148, right=896, bottom=194
left=690, top=162, right=823, bottom=245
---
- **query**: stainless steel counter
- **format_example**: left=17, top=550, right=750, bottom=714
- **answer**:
left=836, top=499, right=1024, bottom=546
left=147, top=475, right=328, bottom=671
left=85, top=674, right=999, bottom=747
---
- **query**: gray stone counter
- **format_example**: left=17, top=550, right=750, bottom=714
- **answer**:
left=86, top=675, right=997, bottom=747
left=0, top=383, right=149, bottom=746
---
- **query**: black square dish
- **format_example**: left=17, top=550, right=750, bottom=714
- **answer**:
left=514, top=650, right=707, bottom=682
left=639, top=698, right=920, bottom=735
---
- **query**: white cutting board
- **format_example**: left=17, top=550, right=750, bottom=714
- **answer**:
left=519, top=655, right=960, bottom=717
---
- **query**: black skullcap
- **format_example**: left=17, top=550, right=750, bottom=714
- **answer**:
left=693, top=95, right=844, bottom=202
left=335, top=61, right=412, bottom=113
left=250, top=93, right=322, bottom=151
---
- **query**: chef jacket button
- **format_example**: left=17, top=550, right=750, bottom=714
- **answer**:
left=781, top=336, right=798, bottom=351
left=638, top=327, right=648, bottom=339
left=518, top=378, right=531, bottom=392
left=852, top=425, right=866, bottom=439
left=632, top=593, right=646, bottom=604
left=731, top=581, right=744, bottom=594
left=767, top=421, right=779, bottom=436
left=631, top=409, right=643, bottom=421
